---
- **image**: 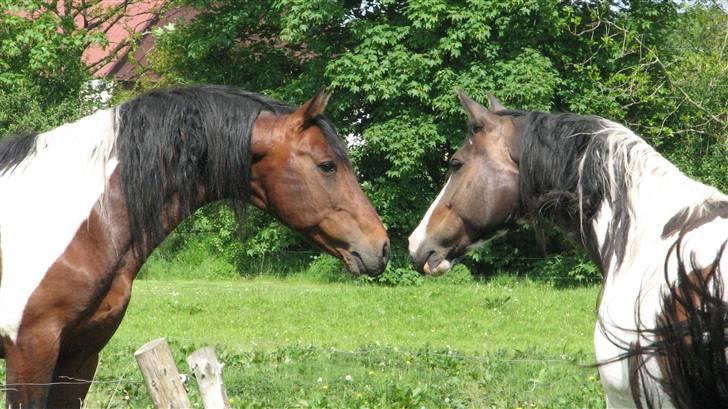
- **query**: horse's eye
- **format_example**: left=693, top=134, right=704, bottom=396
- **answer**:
left=450, top=158, right=464, bottom=171
left=318, top=161, right=337, bottom=174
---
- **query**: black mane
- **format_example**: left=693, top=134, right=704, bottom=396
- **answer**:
left=115, top=85, right=347, bottom=253
left=515, top=111, right=633, bottom=273
left=0, top=132, right=39, bottom=174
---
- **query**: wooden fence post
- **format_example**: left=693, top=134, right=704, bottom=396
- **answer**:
left=135, top=338, right=192, bottom=408
left=187, top=347, right=231, bottom=409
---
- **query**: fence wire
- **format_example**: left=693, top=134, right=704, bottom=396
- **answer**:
left=0, top=343, right=594, bottom=390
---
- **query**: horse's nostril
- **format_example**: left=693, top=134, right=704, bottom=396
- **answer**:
left=382, top=241, right=390, bottom=262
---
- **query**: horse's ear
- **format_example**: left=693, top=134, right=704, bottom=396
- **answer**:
left=458, top=90, right=499, bottom=129
left=296, top=88, right=331, bottom=128
left=487, top=94, right=506, bottom=112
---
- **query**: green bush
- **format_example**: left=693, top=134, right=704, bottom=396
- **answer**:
left=457, top=224, right=600, bottom=287
left=304, top=254, right=351, bottom=284
left=535, top=251, right=601, bottom=287
left=370, top=264, right=424, bottom=287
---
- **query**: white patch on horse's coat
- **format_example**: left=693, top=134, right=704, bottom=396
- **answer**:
left=0, top=109, right=118, bottom=342
left=586, top=121, right=728, bottom=408
left=408, top=177, right=451, bottom=257
left=591, top=201, right=613, bottom=261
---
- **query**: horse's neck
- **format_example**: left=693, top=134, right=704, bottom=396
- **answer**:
left=95, top=171, right=213, bottom=277
left=588, top=141, right=726, bottom=277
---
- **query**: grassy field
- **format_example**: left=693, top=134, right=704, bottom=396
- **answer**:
left=2, top=275, right=605, bottom=408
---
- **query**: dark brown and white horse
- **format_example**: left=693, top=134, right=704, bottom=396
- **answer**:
left=409, top=91, right=728, bottom=408
left=0, top=85, right=390, bottom=408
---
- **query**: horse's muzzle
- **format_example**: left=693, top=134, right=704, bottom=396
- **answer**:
left=342, top=239, right=390, bottom=277
left=409, top=240, right=453, bottom=276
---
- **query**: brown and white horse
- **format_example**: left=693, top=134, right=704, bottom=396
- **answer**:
left=0, top=85, right=390, bottom=408
left=409, top=91, right=728, bottom=408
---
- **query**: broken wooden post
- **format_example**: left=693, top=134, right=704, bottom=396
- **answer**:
left=135, top=338, right=191, bottom=408
left=187, top=347, right=231, bottom=409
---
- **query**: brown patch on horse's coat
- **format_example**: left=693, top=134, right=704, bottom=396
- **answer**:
left=661, top=200, right=728, bottom=239
left=657, top=264, right=715, bottom=331
left=4, top=170, right=137, bottom=407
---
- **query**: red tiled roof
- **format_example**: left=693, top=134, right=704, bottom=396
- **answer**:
left=106, top=7, right=198, bottom=81
left=82, top=1, right=164, bottom=77
left=13, top=1, right=197, bottom=80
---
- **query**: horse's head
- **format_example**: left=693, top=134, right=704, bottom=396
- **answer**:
left=250, top=90, right=389, bottom=276
left=409, top=91, right=521, bottom=275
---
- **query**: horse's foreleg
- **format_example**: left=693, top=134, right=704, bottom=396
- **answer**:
left=45, top=272, right=134, bottom=408
left=3, top=327, right=61, bottom=409
left=46, top=351, right=100, bottom=409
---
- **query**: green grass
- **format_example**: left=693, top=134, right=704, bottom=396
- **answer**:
left=111, top=276, right=597, bottom=353
left=1, top=276, right=605, bottom=408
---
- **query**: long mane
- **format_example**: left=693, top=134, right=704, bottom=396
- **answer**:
left=115, top=85, right=346, bottom=253
left=517, top=112, right=608, bottom=226
left=0, top=132, right=39, bottom=175
left=515, top=111, right=655, bottom=273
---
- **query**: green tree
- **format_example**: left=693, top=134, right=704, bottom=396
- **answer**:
left=0, top=0, right=165, bottom=134
left=0, top=2, right=88, bottom=132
